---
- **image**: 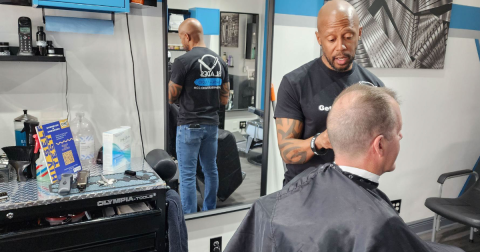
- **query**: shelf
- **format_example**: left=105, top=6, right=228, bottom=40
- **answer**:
left=0, top=0, right=31, bottom=7
left=168, top=8, right=190, bottom=15
left=168, top=49, right=186, bottom=52
left=0, top=47, right=65, bottom=63
left=130, top=0, right=157, bottom=9
left=168, top=30, right=179, bottom=33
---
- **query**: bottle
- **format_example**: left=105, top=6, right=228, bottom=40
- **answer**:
left=251, top=47, right=256, bottom=59
left=14, top=110, right=38, bottom=146
left=229, top=55, right=234, bottom=67
left=33, top=134, right=50, bottom=183
left=36, top=26, right=47, bottom=56
left=70, top=112, right=96, bottom=167
left=47, top=41, right=55, bottom=55
left=222, top=52, right=227, bottom=63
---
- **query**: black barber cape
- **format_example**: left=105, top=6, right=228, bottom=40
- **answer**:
left=225, top=164, right=464, bottom=252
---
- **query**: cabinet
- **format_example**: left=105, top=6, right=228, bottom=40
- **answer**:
left=0, top=159, right=167, bottom=251
left=33, top=0, right=130, bottom=13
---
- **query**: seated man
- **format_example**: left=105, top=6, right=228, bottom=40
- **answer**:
left=225, top=84, right=463, bottom=252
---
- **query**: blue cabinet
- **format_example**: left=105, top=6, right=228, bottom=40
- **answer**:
left=33, top=0, right=130, bottom=13
left=189, top=8, right=220, bottom=35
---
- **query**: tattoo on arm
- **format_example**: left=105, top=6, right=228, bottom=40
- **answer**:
left=168, top=81, right=183, bottom=104
left=276, top=118, right=310, bottom=164
left=220, top=82, right=230, bottom=105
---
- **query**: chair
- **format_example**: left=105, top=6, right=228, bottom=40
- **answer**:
left=167, top=103, right=245, bottom=201
left=425, top=169, right=480, bottom=243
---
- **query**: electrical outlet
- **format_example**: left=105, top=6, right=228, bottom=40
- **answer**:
left=210, top=237, right=222, bottom=252
left=391, top=199, right=401, bottom=214
left=239, top=121, right=247, bottom=130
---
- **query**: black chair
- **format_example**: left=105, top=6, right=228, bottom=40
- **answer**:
left=146, top=149, right=178, bottom=191
left=167, top=103, right=245, bottom=202
left=425, top=169, right=480, bottom=243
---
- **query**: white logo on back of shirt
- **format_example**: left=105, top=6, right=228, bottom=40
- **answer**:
left=198, top=54, right=222, bottom=78
left=319, top=105, right=331, bottom=112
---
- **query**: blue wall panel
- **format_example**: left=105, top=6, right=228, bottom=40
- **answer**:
left=190, top=8, right=220, bottom=35
left=275, top=0, right=323, bottom=17
left=476, top=39, right=480, bottom=61
left=450, top=4, right=480, bottom=31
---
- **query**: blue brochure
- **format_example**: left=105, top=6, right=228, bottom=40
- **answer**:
left=36, top=119, right=82, bottom=183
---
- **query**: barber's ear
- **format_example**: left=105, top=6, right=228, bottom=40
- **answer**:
left=373, top=135, right=385, bottom=157
left=315, top=31, right=322, bottom=46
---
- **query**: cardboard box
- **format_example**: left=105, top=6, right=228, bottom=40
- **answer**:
left=103, top=126, right=131, bottom=171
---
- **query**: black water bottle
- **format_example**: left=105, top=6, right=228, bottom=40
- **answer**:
left=36, top=26, right=47, bottom=56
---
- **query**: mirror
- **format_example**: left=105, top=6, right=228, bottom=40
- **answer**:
left=162, top=0, right=271, bottom=219
left=220, top=12, right=259, bottom=111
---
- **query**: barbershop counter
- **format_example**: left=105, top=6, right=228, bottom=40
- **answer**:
left=0, top=158, right=168, bottom=252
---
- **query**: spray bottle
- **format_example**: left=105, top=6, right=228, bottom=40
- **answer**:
left=33, top=134, right=50, bottom=183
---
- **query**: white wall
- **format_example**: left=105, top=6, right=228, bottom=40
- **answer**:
left=0, top=6, right=165, bottom=158
left=187, top=210, right=248, bottom=251
left=268, top=12, right=480, bottom=223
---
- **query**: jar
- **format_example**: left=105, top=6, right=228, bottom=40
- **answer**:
left=0, top=42, right=10, bottom=56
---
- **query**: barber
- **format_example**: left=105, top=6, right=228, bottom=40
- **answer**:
left=168, top=18, right=230, bottom=214
left=275, top=0, right=384, bottom=185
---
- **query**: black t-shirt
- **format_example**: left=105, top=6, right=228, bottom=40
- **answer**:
left=274, top=58, right=384, bottom=182
left=170, top=47, right=229, bottom=126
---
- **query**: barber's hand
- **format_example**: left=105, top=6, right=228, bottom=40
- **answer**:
left=315, top=130, right=332, bottom=150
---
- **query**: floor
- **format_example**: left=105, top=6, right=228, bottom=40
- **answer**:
left=196, top=147, right=262, bottom=209
left=419, top=224, right=480, bottom=252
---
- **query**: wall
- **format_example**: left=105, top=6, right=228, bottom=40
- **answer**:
left=0, top=6, right=165, bottom=159
left=165, top=1, right=267, bottom=251
left=268, top=0, right=480, bottom=224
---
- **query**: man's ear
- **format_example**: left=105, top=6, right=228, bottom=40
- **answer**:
left=358, top=27, right=363, bottom=40
left=315, top=31, right=322, bottom=46
left=373, top=134, right=385, bottom=157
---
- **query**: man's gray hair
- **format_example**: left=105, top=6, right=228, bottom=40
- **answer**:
left=327, top=84, right=399, bottom=157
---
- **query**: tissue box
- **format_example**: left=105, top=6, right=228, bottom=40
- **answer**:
left=103, top=126, right=132, bottom=171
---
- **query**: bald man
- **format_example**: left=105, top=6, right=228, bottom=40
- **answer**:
left=225, top=85, right=463, bottom=252
left=275, top=0, right=384, bottom=185
left=168, top=18, right=230, bottom=214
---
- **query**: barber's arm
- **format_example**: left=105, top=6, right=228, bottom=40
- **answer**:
left=168, top=81, right=183, bottom=104
left=220, top=82, right=230, bottom=105
left=220, top=63, right=230, bottom=106
left=168, top=58, right=186, bottom=104
left=275, top=76, right=331, bottom=164
left=276, top=118, right=331, bottom=164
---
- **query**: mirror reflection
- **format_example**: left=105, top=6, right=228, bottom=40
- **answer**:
left=165, top=1, right=267, bottom=216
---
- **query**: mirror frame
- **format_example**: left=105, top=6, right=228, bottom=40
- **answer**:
left=162, top=0, right=275, bottom=220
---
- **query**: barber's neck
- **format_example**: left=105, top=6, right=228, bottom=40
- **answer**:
left=190, top=41, right=206, bottom=49
left=334, top=155, right=384, bottom=176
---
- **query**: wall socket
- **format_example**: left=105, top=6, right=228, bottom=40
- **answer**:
left=239, top=121, right=247, bottom=130
left=391, top=199, right=402, bottom=214
left=210, top=236, right=222, bottom=252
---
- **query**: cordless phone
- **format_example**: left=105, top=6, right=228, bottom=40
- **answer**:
left=18, top=17, right=34, bottom=56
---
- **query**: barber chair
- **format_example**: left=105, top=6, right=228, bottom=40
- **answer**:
left=238, top=106, right=263, bottom=166
left=425, top=169, right=480, bottom=243
left=145, top=149, right=187, bottom=252
left=146, top=149, right=178, bottom=191
left=167, top=103, right=245, bottom=201
left=196, top=129, right=245, bottom=202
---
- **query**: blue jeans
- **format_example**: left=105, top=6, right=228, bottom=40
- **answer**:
left=176, top=124, right=219, bottom=214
